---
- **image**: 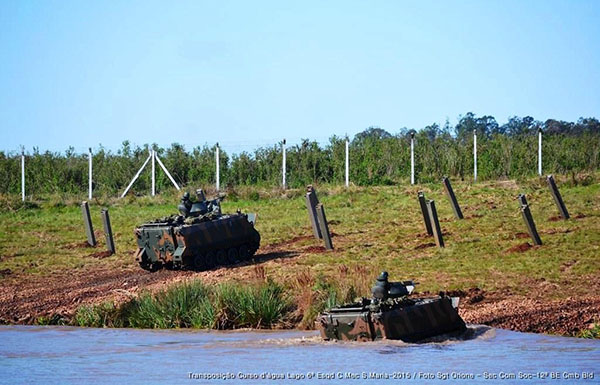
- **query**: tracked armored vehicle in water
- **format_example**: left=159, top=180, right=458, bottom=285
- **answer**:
left=134, top=189, right=260, bottom=271
left=317, top=272, right=466, bottom=342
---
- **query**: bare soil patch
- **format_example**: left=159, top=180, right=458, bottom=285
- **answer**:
left=440, top=287, right=600, bottom=336
left=61, top=241, right=92, bottom=250
left=268, top=235, right=313, bottom=249
left=414, top=242, right=436, bottom=250
left=0, top=266, right=184, bottom=324
left=0, top=268, right=12, bottom=277
left=302, top=246, right=327, bottom=253
left=87, top=251, right=113, bottom=259
left=461, top=295, right=600, bottom=335
left=543, top=228, right=574, bottom=235
left=507, top=242, right=532, bottom=253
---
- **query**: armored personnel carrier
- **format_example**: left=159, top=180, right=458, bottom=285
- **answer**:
left=134, top=189, right=260, bottom=271
left=317, top=272, right=466, bottom=342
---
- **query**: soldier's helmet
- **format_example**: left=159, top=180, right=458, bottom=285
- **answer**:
left=178, top=192, right=192, bottom=216
left=196, top=189, right=206, bottom=201
left=372, top=271, right=389, bottom=299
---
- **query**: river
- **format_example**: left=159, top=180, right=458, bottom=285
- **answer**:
left=0, top=325, right=598, bottom=384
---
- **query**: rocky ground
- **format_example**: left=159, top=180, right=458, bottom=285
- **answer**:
left=451, top=288, right=600, bottom=336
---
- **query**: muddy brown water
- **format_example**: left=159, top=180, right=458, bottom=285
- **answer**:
left=0, top=325, right=598, bottom=385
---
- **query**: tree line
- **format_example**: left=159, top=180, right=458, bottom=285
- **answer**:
left=1, top=113, right=599, bottom=197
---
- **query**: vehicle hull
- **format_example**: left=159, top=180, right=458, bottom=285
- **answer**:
left=317, top=296, right=466, bottom=342
left=134, top=213, right=260, bottom=271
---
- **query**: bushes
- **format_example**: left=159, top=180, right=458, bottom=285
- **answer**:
left=74, top=280, right=291, bottom=329
left=2, top=115, right=600, bottom=196
left=71, top=269, right=373, bottom=331
left=74, top=302, right=124, bottom=328
left=289, top=265, right=372, bottom=330
left=215, top=283, right=289, bottom=329
left=125, top=281, right=214, bottom=329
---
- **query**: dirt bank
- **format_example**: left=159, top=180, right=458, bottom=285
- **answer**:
left=449, top=288, right=600, bottom=336
left=1, top=256, right=598, bottom=337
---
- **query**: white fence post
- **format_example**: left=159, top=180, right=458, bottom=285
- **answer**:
left=282, top=139, right=286, bottom=189
left=538, top=128, right=542, bottom=176
left=215, top=143, right=220, bottom=192
left=155, top=153, right=181, bottom=191
left=151, top=149, right=156, bottom=196
left=345, top=138, right=349, bottom=187
left=88, top=147, right=93, bottom=200
left=473, top=130, right=477, bottom=182
left=21, top=150, right=25, bottom=201
left=120, top=152, right=152, bottom=198
left=410, top=132, right=415, bottom=185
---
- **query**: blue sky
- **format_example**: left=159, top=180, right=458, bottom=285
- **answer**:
left=1, top=0, right=599, bottom=154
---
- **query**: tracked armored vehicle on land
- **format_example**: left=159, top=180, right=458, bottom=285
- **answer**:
left=134, top=189, right=260, bottom=271
left=317, top=272, right=466, bottom=342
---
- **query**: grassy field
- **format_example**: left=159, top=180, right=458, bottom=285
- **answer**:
left=2, top=176, right=599, bottom=290
left=1, top=175, right=599, bottom=334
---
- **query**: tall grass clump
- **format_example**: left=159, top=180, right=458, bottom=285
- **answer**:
left=215, top=281, right=290, bottom=329
left=578, top=324, right=600, bottom=339
left=290, top=270, right=341, bottom=329
left=125, top=281, right=215, bottom=329
left=74, top=302, right=124, bottom=328
left=289, top=265, right=374, bottom=330
left=73, top=280, right=291, bottom=329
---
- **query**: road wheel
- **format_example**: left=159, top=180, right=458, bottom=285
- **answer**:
left=193, top=254, right=206, bottom=271
left=227, top=248, right=239, bottom=264
left=139, top=262, right=160, bottom=272
left=216, top=250, right=227, bottom=266
left=238, top=244, right=249, bottom=260
left=205, top=251, right=216, bottom=269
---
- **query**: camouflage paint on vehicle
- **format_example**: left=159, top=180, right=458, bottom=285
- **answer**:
left=134, top=190, right=260, bottom=271
left=317, top=272, right=466, bottom=342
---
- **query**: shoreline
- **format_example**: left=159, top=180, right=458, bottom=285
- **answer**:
left=1, top=265, right=598, bottom=338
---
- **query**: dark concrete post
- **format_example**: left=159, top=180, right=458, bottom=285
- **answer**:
left=546, top=175, right=570, bottom=219
left=517, top=193, right=528, bottom=207
left=305, top=185, right=322, bottom=239
left=101, top=209, right=116, bottom=254
left=426, top=200, right=444, bottom=248
left=418, top=191, right=433, bottom=235
left=442, top=176, right=463, bottom=219
left=81, top=201, right=96, bottom=246
left=315, top=203, right=333, bottom=250
left=518, top=194, right=542, bottom=246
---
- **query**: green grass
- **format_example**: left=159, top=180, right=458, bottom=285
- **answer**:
left=73, top=280, right=290, bottom=329
left=578, top=324, right=600, bottom=339
left=2, top=175, right=600, bottom=307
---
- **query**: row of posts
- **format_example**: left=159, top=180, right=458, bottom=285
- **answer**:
left=18, top=129, right=546, bottom=200
left=301, top=172, right=566, bottom=252
left=81, top=174, right=569, bottom=258
left=305, top=186, right=334, bottom=250
left=81, top=201, right=116, bottom=254
left=417, top=174, right=569, bottom=248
